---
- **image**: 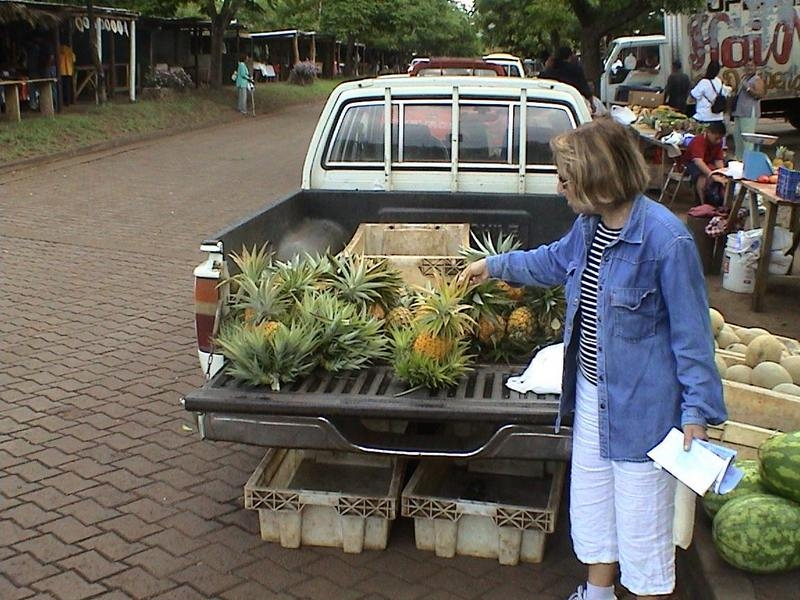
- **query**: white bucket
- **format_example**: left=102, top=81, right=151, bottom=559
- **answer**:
left=722, top=248, right=756, bottom=294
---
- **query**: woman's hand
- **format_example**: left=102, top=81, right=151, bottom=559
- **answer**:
left=460, top=258, right=489, bottom=285
left=683, top=424, right=708, bottom=451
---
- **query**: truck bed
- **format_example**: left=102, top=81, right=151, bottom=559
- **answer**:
left=182, top=364, right=571, bottom=460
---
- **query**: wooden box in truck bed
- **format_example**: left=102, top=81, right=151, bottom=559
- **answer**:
left=182, top=364, right=570, bottom=460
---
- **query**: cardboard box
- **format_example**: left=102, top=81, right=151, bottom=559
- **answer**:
left=629, top=90, right=664, bottom=108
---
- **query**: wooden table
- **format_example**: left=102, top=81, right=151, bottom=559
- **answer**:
left=727, top=180, right=800, bottom=311
left=0, top=78, right=56, bottom=122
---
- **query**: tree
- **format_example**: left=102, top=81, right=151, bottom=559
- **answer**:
left=474, top=0, right=703, bottom=85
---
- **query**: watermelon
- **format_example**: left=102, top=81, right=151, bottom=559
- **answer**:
left=702, top=459, right=766, bottom=519
left=712, top=493, right=800, bottom=574
left=759, top=430, right=800, bottom=503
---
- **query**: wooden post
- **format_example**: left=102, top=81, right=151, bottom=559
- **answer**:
left=129, top=19, right=136, bottom=101
left=193, top=26, right=199, bottom=88
left=109, top=27, right=117, bottom=95
left=6, top=84, right=22, bottom=122
left=39, top=80, right=55, bottom=117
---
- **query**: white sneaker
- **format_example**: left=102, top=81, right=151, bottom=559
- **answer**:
left=567, top=585, right=618, bottom=600
left=567, top=586, right=586, bottom=600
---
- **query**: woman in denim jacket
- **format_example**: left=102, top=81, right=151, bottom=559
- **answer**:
left=463, top=118, right=726, bottom=600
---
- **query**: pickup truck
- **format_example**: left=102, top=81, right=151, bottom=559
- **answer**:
left=183, top=75, right=593, bottom=461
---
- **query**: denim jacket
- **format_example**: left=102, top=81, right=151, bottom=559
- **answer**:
left=487, top=194, right=727, bottom=460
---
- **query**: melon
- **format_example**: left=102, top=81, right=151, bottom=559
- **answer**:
left=724, top=364, right=752, bottom=384
left=716, top=328, right=740, bottom=349
left=745, top=334, right=785, bottom=367
left=751, top=362, right=792, bottom=389
left=703, top=459, right=765, bottom=518
left=772, top=383, right=800, bottom=397
left=712, top=493, right=800, bottom=574
left=781, top=355, right=800, bottom=385
left=714, top=355, right=728, bottom=378
left=759, top=431, right=800, bottom=503
left=709, top=308, right=725, bottom=337
left=726, top=343, right=748, bottom=353
left=737, top=327, right=769, bottom=345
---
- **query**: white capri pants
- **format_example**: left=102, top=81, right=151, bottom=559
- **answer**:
left=570, top=371, right=677, bottom=596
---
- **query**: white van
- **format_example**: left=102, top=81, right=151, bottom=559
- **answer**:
left=482, top=53, right=525, bottom=78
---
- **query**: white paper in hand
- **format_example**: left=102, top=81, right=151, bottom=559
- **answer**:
left=506, top=343, right=563, bottom=394
left=647, top=428, right=736, bottom=496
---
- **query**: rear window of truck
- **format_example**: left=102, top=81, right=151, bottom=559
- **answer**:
left=325, top=99, right=576, bottom=168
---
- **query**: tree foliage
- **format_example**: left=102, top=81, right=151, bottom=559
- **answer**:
left=475, top=0, right=704, bottom=83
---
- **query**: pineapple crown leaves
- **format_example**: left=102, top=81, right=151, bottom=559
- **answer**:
left=273, top=254, right=326, bottom=304
left=330, top=254, right=404, bottom=308
left=459, top=230, right=522, bottom=263
left=225, top=244, right=275, bottom=286
left=411, top=275, right=476, bottom=339
left=230, top=272, right=292, bottom=324
left=298, top=291, right=390, bottom=372
left=214, top=320, right=319, bottom=390
left=464, top=280, right=516, bottom=320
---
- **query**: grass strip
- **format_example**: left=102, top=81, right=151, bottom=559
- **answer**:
left=1, top=79, right=342, bottom=164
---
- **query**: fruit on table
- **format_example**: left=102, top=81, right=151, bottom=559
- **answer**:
left=750, top=361, right=793, bottom=389
left=769, top=174, right=778, bottom=184
left=781, top=355, right=800, bottom=384
left=745, top=334, right=784, bottom=367
left=773, top=382, right=800, bottom=396
left=759, top=431, right=800, bottom=503
left=703, top=459, right=765, bottom=518
left=712, top=493, right=800, bottom=573
left=725, top=364, right=752, bottom=384
left=757, top=175, right=771, bottom=184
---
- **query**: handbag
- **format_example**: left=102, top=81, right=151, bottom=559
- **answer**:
left=231, top=71, right=237, bottom=82
left=710, top=81, right=726, bottom=114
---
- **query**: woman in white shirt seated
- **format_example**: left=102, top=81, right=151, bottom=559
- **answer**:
left=690, top=60, right=730, bottom=123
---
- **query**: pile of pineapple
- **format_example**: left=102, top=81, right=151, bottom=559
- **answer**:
left=214, top=233, right=565, bottom=392
left=771, top=146, right=795, bottom=171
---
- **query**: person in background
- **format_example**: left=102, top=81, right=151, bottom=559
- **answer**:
left=58, top=43, right=76, bottom=106
left=731, top=59, right=765, bottom=160
left=540, top=46, right=592, bottom=102
left=234, top=53, right=253, bottom=115
left=690, top=60, right=729, bottom=123
left=43, top=49, right=58, bottom=111
left=685, top=120, right=728, bottom=205
left=623, top=51, right=637, bottom=71
left=663, top=60, right=690, bottom=114
left=462, top=117, right=726, bottom=600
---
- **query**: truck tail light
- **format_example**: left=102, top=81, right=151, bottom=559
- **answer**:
left=194, top=276, right=219, bottom=354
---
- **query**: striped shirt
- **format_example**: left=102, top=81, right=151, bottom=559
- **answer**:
left=578, top=221, right=622, bottom=385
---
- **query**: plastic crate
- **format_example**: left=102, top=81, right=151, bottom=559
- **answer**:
left=775, top=166, right=800, bottom=201
left=342, top=223, right=468, bottom=286
left=245, top=449, right=405, bottom=553
left=401, top=458, right=566, bottom=565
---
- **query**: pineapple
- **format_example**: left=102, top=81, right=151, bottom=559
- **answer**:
left=411, top=275, right=475, bottom=360
left=232, top=272, right=291, bottom=327
left=506, top=306, right=537, bottom=346
left=215, top=319, right=319, bottom=390
left=273, top=254, right=325, bottom=305
left=459, top=231, right=525, bottom=300
left=330, top=254, right=404, bottom=317
left=299, top=291, right=389, bottom=372
left=463, top=279, right=514, bottom=348
left=530, top=286, right=566, bottom=342
left=391, top=327, right=473, bottom=391
left=476, top=314, right=507, bottom=345
left=227, top=244, right=274, bottom=287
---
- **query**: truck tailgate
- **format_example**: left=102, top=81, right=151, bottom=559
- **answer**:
left=182, top=365, right=571, bottom=460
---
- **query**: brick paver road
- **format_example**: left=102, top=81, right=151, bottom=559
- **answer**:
left=1, top=103, right=589, bottom=600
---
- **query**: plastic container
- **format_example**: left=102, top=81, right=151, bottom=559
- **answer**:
left=775, top=166, right=800, bottom=201
left=722, top=248, right=757, bottom=293
left=244, top=449, right=405, bottom=553
left=342, top=223, right=468, bottom=286
left=401, top=458, right=566, bottom=565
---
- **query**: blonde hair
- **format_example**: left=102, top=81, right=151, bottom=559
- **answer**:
left=549, top=117, right=650, bottom=210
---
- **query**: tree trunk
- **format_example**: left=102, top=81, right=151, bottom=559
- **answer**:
left=86, top=1, right=107, bottom=103
left=209, top=14, right=226, bottom=89
left=292, top=33, right=300, bottom=65
left=344, top=39, right=354, bottom=77
left=580, top=28, right=604, bottom=95
left=310, top=35, right=316, bottom=64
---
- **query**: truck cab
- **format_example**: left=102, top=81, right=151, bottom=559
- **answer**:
left=600, top=35, right=670, bottom=106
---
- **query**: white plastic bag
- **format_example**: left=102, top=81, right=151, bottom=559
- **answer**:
left=610, top=104, right=637, bottom=125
